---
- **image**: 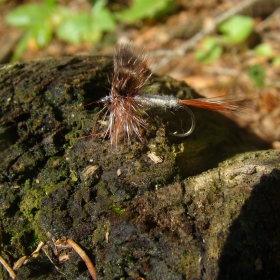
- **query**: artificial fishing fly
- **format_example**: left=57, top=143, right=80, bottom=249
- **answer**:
left=98, top=43, right=241, bottom=146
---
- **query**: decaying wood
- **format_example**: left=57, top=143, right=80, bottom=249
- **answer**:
left=0, top=56, right=279, bottom=279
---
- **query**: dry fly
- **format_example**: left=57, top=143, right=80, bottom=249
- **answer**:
left=96, top=43, right=242, bottom=146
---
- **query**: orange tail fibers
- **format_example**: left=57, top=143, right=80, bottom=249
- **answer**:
left=178, top=96, right=241, bottom=112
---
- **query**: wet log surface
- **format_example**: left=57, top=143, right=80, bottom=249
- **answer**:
left=0, top=56, right=279, bottom=279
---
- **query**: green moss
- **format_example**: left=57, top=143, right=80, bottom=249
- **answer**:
left=20, top=185, right=45, bottom=220
left=93, top=219, right=110, bottom=245
left=108, top=205, right=126, bottom=215
left=70, top=169, right=79, bottom=182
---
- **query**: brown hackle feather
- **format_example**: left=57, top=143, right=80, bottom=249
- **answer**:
left=103, top=43, right=152, bottom=146
left=107, top=96, right=146, bottom=146
left=111, top=43, right=152, bottom=98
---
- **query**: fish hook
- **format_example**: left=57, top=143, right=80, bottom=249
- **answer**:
left=169, top=105, right=196, bottom=137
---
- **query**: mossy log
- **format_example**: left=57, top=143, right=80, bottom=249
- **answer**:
left=0, top=56, right=279, bottom=279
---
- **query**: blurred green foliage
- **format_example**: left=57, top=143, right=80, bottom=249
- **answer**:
left=6, top=0, right=176, bottom=61
left=272, top=56, right=280, bottom=66
left=247, top=64, right=265, bottom=88
left=195, top=37, right=223, bottom=64
left=254, top=43, right=274, bottom=58
left=218, top=15, right=254, bottom=44
left=194, top=14, right=280, bottom=87
left=115, top=0, right=176, bottom=22
left=195, top=15, right=255, bottom=64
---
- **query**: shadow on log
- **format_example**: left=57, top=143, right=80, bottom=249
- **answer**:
left=217, top=156, right=280, bottom=279
left=0, top=56, right=279, bottom=279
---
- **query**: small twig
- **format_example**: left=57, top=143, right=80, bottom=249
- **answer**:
left=13, top=241, right=45, bottom=271
left=180, top=0, right=260, bottom=53
left=255, top=7, right=280, bottom=32
left=54, top=243, right=72, bottom=250
left=204, top=66, right=241, bottom=76
left=0, top=255, right=16, bottom=279
left=31, top=241, right=45, bottom=258
left=150, top=0, right=261, bottom=69
left=66, top=238, right=97, bottom=280
left=13, top=256, right=28, bottom=271
left=41, top=245, right=67, bottom=277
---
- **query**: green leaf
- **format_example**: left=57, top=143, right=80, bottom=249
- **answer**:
left=56, top=13, right=92, bottom=44
left=219, top=15, right=254, bottom=44
left=56, top=5, right=115, bottom=44
left=6, top=0, right=115, bottom=53
left=247, top=64, right=265, bottom=87
left=33, top=24, right=53, bottom=47
left=50, top=6, right=74, bottom=27
left=254, top=43, right=273, bottom=58
left=116, top=0, right=176, bottom=22
left=92, top=0, right=107, bottom=11
left=5, top=4, right=55, bottom=28
left=91, top=7, right=115, bottom=32
left=195, top=37, right=223, bottom=64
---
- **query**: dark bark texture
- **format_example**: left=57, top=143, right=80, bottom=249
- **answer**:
left=0, top=56, right=279, bottom=279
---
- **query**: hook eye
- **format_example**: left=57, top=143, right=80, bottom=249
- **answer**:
left=169, top=106, right=196, bottom=137
left=100, top=96, right=111, bottom=103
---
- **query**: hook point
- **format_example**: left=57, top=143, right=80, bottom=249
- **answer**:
left=169, top=106, right=196, bottom=137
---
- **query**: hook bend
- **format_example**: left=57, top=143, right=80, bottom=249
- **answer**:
left=169, top=105, right=196, bottom=137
